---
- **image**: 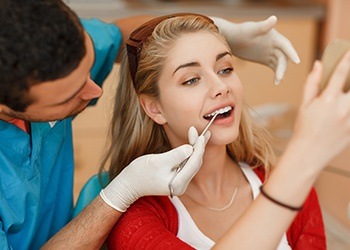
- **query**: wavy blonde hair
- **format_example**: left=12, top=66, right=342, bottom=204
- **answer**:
left=100, top=15, right=276, bottom=180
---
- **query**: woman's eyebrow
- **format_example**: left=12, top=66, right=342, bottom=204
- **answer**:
left=173, top=62, right=200, bottom=75
left=216, top=51, right=232, bottom=61
left=172, top=51, right=232, bottom=75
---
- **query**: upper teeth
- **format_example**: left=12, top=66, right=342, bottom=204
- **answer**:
left=205, top=106, right=232, bottom=117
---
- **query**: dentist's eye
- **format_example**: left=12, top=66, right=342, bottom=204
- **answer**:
left=218, top=67, right=234, bottom=76
left=182, top=77, right=200, bottom=85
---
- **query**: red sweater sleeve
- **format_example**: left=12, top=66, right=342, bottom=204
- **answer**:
left=286, top=188, right=326, bottom=249
left=106, top=196, right=194, bottom=250
left=253, top=167, right=326, bottom=249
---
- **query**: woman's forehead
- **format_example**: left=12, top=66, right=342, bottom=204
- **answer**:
left=164, top=32, right=229, bottom=66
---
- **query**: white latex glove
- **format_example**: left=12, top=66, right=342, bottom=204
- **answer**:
left=212, top=15, right=300, bottom=85
left=100, top=126, right=210, bottom=212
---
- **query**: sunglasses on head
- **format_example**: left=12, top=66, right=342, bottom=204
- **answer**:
left=126, top=13, right=214, bottom=89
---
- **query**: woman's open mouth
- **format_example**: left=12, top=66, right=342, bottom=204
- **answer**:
left=204, top=106, right=233, bottom=120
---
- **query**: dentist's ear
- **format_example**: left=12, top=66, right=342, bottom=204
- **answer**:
left=139, top=94, right=167, bottom=125
left=0, top=104, right=16, bottom=121
left=0, top=104, right=6, bottom=114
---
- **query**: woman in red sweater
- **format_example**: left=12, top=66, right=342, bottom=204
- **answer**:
left=101, top=13, right=350, bottom=249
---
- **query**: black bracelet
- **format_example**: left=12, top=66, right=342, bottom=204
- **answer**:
left=259, top=186, right=303, bottom=211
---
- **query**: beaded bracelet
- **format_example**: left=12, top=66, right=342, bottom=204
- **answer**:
left=259, top=186, right=303, bottom=211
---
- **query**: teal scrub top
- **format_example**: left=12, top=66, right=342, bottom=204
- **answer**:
left=0, top=18, right=122, bottom=250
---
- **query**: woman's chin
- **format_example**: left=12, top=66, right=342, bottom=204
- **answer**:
left=209, top=133, right=238, bottom=146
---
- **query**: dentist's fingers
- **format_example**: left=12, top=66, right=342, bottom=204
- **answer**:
left=188, top=126, right=199, bottom=146
left=172, top=135, right=207, bottom=195
left=146, top=144, right=193, bottom=169
left=255, top=15, right=277, bottom=35
left=188, top=125, right=212, bottom=146
left=274, top=49, right=288, bottom=85
left=273, top=32, right=300, bottom=65
left=203, top=131, right=211, bottom=144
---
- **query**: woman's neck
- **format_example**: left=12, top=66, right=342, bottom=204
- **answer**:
left=189, top=145, right=240, bottom=193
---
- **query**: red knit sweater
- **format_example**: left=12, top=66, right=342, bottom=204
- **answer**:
left=107, top=168, right=326, bottom=249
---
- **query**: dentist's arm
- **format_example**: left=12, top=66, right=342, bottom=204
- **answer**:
left=42, top=128, right=208, bottom=249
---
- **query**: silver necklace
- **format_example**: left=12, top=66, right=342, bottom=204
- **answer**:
left=187, top=185, right=239, bottom=212
left=207, top=186, right=238, bottom=212
left=207, top=186, right=239, bottom=212
left=187, top=167, right=242, bottom=212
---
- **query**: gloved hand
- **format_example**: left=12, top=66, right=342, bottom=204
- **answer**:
left=100, top=126, right=210, bottom=212
left=212, top=15, right=300, bottom=85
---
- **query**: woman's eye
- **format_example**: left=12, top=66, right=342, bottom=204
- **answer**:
left=218, top=67, right=234, bottom=75
left=182, top=77, right=200, bottom=85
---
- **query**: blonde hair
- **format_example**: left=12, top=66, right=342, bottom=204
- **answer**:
left=100, top=15, right=276, bottom=180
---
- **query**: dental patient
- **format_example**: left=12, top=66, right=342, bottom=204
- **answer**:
left=100, top=14, right=330, bottom=249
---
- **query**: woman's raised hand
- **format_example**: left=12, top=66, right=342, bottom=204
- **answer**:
left=289, top=50, right=350, bottom=172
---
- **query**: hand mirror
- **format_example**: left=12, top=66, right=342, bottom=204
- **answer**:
left=320, top=39, right=350, bottom=92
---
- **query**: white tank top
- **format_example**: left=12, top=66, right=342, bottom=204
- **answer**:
left=170, top=162, right=292, bottom=250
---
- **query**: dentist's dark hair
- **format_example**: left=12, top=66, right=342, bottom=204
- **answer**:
left=0, top=0, right=86, bottom=111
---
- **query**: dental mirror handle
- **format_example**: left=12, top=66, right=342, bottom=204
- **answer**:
left=200, top=112, right=219, bottom=137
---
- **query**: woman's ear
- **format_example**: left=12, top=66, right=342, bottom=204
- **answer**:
left=139, top=95, right=167, bottom=125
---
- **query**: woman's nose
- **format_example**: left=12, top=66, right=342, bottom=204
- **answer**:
left=208, top=75, right=229, bottom=98
left=79, top=78, right=103, bottom=101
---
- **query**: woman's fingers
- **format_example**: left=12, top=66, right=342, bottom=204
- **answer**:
left=302, top=61, right=323, bottom=107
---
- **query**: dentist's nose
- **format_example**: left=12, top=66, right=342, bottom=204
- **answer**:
left=79, top=78, right=103, bottom=101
